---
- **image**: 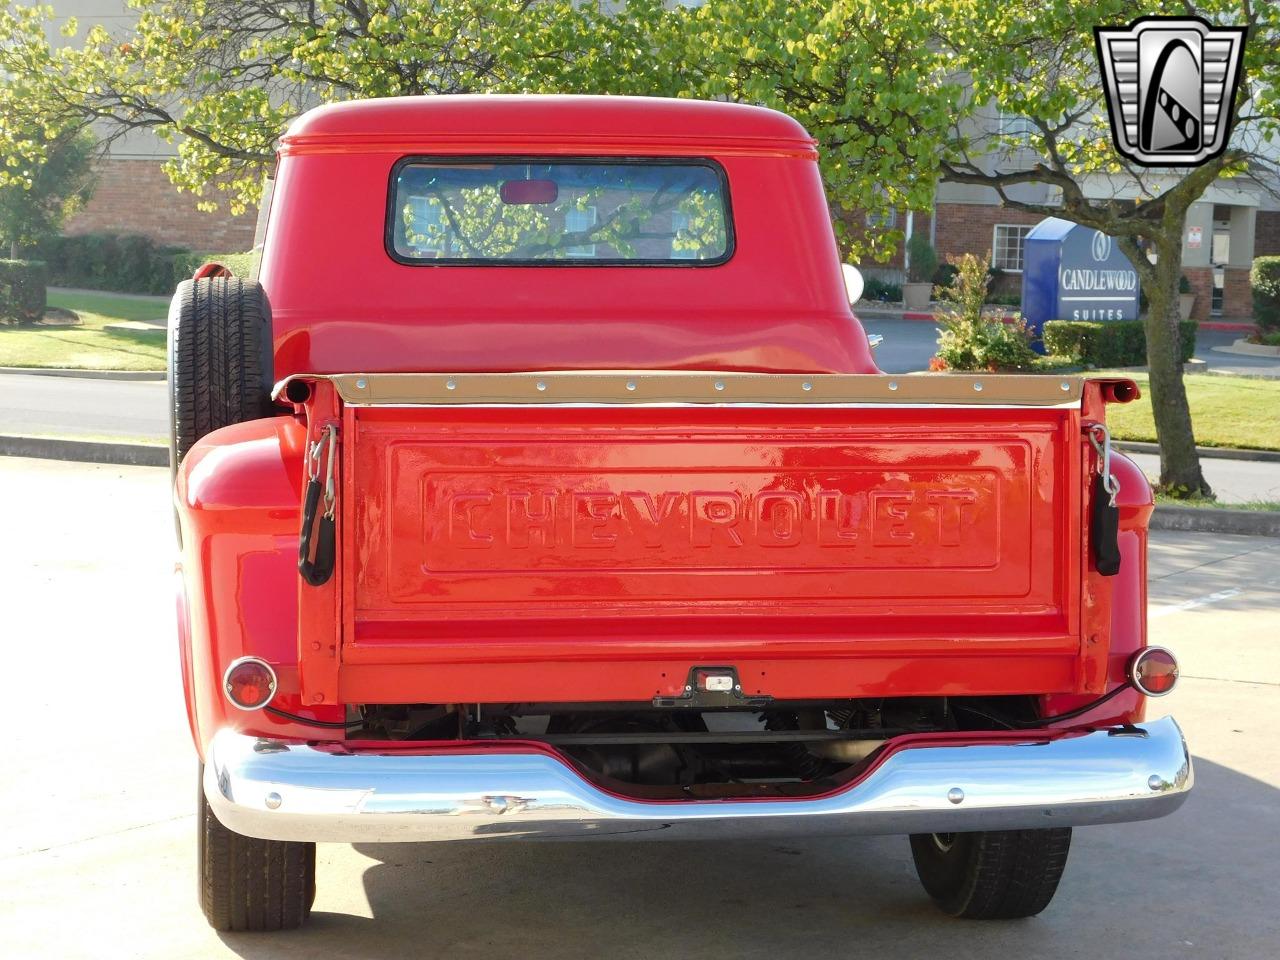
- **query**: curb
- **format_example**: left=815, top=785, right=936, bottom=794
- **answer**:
left=0, top=435, right=168, bottom=467
left=0, top=366, right=165, bottom=381
left=1200, top=320, right=1258, bottom=333
left=1114, top=441, right=1280, bottom=464
left=1149, top=504, right=1280, bottom=537
left=4, top=435, right=1277, bottom=536
left=857, top=310, right=1020, bottom=324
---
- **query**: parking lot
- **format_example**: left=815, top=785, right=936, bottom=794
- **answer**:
left=2, top=455, right=1277, bottom=960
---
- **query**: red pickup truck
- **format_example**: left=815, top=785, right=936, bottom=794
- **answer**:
left=170, top=96, right=1190, bottom=932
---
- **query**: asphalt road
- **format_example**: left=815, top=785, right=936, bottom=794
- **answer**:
left=862, top=316, right=1280, bottom=377
left=1, top=455, right=1277, bottom=959
left=0, top=320, right=1274, bottom=442
left=0, top=371, right=166, bottom=441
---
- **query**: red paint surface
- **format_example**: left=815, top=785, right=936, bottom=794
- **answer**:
left=175, top=97, right=1153, bottom=756
left=260, top=97, right=876, bottom=378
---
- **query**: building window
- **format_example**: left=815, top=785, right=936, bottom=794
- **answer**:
left=564, top=204, right=598, bottom=258
left=992, top=224, right=1032, bottom=272
left=864, top=209, right=898, bottom=229
left=997, top=109, right=1034, bottom=140
left=670, top=210, right=695, bottom=259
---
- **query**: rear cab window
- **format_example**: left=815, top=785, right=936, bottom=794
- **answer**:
left=388, top=159, right=732, bottom=265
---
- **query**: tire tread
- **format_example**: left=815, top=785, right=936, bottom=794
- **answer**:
left=910, top=828, right=1072, bottom=920
left=168, top=277, right=272, bottom=469
left=198, top=772, right=315, bottom=932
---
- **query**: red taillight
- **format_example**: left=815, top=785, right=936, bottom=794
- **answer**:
left=1129, top=647, right=1178, bottom=697
left=223, top=657, right=277, bottom=711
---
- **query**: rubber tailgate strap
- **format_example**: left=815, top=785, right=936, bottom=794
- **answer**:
left=1088, top=423, right=1121, bottom=577
left=299, top=423, right=338, bottom=586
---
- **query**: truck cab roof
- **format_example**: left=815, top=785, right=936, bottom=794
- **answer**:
left=260, top=95, right=874, bottom=377
left=281, top=95, right=816, bottom=156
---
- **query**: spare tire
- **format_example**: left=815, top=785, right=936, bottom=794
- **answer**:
left=168, top=277, right=275, bottom=470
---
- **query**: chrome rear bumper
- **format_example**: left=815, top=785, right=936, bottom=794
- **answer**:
left=204, top=717, right=1192, bottom=843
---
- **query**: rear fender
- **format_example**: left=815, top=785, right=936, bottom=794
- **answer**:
left=174, top=414, right=337, bottom=755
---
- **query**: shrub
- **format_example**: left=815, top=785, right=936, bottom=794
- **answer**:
left=932, top=262, right=958, bottom=289
left=1252, top=256, right=1280, bottom=333
left=0, top=259, right=49, bottom=324
left=1042, top=319, right=1197, bottom=367
left=985, top=292, right=1022, bottom=307
left=32, top=232, right=255, bottom=295
left=906, top=234, right=938, bottom=284
left=934, top=253, right=1037, bottom=371
left=862, top=276, right=903, bottom=302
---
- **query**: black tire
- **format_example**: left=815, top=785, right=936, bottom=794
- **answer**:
left=909, top=828, right=1072, bottom=919
left=198, top=765, right=316, bottom=931
left=168, top=277, right=274, bottom=472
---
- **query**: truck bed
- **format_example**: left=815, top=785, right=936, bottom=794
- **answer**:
left=293, top=373, right=1105, bottom=704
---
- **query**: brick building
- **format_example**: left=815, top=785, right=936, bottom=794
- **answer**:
left=50, top=1, right=258, bottom=253
left=862, top=147, right=1280, bottom=321
left=51, top=2, right=1280, bottom=313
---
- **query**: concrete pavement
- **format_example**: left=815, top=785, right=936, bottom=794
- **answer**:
left=1, top=456, right=1277, bottom=959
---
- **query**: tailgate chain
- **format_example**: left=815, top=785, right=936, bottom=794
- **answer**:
left=1087, top=423, right=1121, bottom=577
left=299, top=423, right=338, bottom=586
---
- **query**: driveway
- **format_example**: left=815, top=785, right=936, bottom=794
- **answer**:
left=1, top=456, right=1278, bottom=959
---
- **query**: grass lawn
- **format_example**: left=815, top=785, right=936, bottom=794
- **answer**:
left=1096, top=371, right=1280, bottom=452
left=0, top=308, right=165, bottom=371
left=46, top=289, right=168, bottom=323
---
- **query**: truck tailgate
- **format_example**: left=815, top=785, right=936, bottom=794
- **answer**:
left=306, top=374, right=1101, bottom=702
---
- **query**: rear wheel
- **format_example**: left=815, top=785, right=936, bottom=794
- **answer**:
left=198, top=765, right=316, bottom=931
left=909, top=828, right=1072, bottom=919
left=168, top=276, right=274, bottom=471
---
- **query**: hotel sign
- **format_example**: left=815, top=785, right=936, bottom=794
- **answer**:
left=1021, top=217, right=1140, bottom=345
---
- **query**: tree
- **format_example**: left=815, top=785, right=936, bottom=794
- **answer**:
left=0, top=0, right=664, bottom=214
left=3, top=0, right=1276, bottom=494
left=0, top=127, right=95, bottom=259
left=637, top=0, right=1279, bottom=497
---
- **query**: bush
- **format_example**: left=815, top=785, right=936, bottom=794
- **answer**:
left=934, top=253, right=1038, bottom=371
left=862, top=276, right=903, bottom=302
left=985, top=292, right=1022, bottom=307
left=906, top=234, right=938, bottom=284
left=1252, top=256, right=1280, bottom=333
left=0, top=259, right=49, bottom=324
left=1042, top=319, right=1197, bottom=367
left=932, top=262, right=958, bottom=289
left=32, top=232, right=255, bottom=295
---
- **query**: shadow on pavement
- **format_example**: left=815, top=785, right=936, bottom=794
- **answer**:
left=217, top=755, right=1279, bottom=960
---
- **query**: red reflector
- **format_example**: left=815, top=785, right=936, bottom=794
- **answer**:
left=224, top=658, right=277, bottom=710
left=500, top=179, right=558, bottom=204
left=1129, top=647, right=1178, bottom=697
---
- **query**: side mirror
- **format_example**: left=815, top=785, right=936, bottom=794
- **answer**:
left=841, top=263, right=864, bottom=305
